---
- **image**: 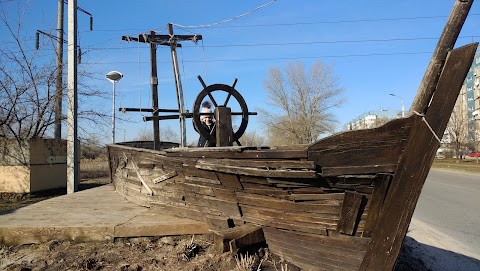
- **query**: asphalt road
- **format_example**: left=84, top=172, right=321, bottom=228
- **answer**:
left=412, top=168, right=480, bottom=258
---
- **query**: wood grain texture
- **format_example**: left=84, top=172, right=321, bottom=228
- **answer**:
left=360, top=43, right=479, bottom=271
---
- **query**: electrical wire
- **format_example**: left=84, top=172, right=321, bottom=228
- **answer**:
left=76, top=51, right=435, bottom=65
left=12, top=35, right=479, bottom=54
left=173, top=0, right=277, bottom=29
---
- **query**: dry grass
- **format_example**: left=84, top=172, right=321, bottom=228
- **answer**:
left=80, top=159, right=109, bottom=179
left=432, top=158, right=480, bottom=174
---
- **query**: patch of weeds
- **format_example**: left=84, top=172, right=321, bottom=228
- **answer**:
left=182, top=235, right=203, bottom=261
left=233, top=252, right=261, bottom=271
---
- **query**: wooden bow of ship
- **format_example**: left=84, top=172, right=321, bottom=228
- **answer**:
left=108, top=1, right=477, bottom=270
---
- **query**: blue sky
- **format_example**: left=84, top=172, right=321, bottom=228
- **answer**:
left=2, top=0, right=479, bottom=144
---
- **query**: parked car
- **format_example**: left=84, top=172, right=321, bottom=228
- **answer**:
left=436, top=148, right=446, bottom=159
left=469, top=152, right=480, bottom=157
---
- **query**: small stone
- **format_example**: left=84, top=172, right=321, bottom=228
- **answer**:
left=159, top=237, right=175, bottom=246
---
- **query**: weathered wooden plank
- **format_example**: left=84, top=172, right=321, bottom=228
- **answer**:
left=116, top=180, right=187, bottom=207
left=196, top=160, right=318, bottom=178
left=363, top=175, right=391, bottom=237
left=290, top=187, right=328, bottom=194
left=212, top=187, right=238, bottom=202
left=184, top=167, right=220, bottom=180
left=239, top=176, right=270, bottom=185
left=184, top=194, right=242, bottom=219
left=236, top=192, right=341, bottom=214
left=167, top=148, right=308, bottom=159
left=360, top=43, right=479, bottom=271
left=265, top=231, right=366, bottom=261
left=263, top=226, right=369, bottom=253
left=215, top=172, right=243, bottom=189
left=331, top=183, right=372, bottom=191
left=205, top=216, right=233, bottom=231
left=213, top=224, right=264, bottom=253
left=239, top=204, right=339, bottom=228
left=267, top=242, right=358, bottom=271
left=152, top=204, right=206, bottom=223
left=266, top=178, right=313, bottom=187
left=243, top=215, right=329, bottom=235
left=123, top=153, right=153, bottom=195
left=174, top=182, right=216, bottom=197
left=286, top=193, right=344, bottom=203
left=308, top=117, right=412, bottom=170
left=337, top=191, right=364, bottom=235
left=264, top=227, right=368, bottom=271
left=321, top=164, right=397, bottom=176
left=242, top=186, right=291, bottom=197
left=136, top=163, right=154, bottom=169
left=198, top=158, right=316, bottom=169
left=152, top=170, right=177, bottom=184
left=184, top=175, right=222, bottom=185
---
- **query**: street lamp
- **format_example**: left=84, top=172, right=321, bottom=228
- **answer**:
left=389, top=93, right=405, bottom=117
left=106, top=71, right=123, bottom=143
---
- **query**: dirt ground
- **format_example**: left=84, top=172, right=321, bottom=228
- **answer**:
left=0, top=177, right=428, bottom=271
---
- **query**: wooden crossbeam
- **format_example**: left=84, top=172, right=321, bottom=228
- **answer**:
left=119, top=107, right=179, bottom=113
left=122, top=33, right=202, bottom=47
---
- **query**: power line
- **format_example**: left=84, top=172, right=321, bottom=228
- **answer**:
left=81, top=13, right=480, bottom=32
left=4, top=50, right=435, bottom=64
left=74, top=51, right=435, bottom=65
left=9, top=35, right=477, bottom=53
left=173, top=0, right=277, bottom=28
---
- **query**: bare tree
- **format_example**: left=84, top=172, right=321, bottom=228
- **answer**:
left=239, top=131, right=266, bottom=146
left=446, top=103, right=469, bottom=159
left=260, top=61, right=345, bottom=145
left=135, top=127, right=179, bottom=143
left=0, top=1, right=110, bottom=144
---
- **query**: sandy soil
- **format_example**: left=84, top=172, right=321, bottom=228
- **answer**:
left=0, top=233, right=427, bottom=271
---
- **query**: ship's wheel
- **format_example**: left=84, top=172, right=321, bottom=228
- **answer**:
left=193, top=76, right=249, bottom=145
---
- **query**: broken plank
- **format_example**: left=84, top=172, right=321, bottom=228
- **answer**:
left=198, top=158, right=316, bottom=170
left=184, top=175, right=222, bottom=185
left=236, top=192, right=341, bottom=214
left=213, top=224, right=265, bottom=253
left=337, top=191, right=364, bottom=235
left=321, top=164, right=397, bottom=176
left=196, top=160, right=317, bottom=178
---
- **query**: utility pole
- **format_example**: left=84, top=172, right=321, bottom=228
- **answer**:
left=54, top=0, right=64, bottom=139
left=36, top=1, right=92, bottom=139
left=67, top=0, right=78, bottom=194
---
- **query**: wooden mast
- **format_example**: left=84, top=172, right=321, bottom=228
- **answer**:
left=168, top=23, right=187, bottom=147
left=149, top=31, right=161, bottom=150
left=121, top=29, right=201, bottom=147
left=410, top=0, right=474, bottom=114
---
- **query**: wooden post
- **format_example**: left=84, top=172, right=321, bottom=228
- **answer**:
left=150, top=31, right=161, bottom=150
left=215, top=106, right=233, bottom=146
left=410, top=0, right=474, bottom=114
left=168, top=23, right=187, bottom=147
left=67, top=0, right=78, bottom=193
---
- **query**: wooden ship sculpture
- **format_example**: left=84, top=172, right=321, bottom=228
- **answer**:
left=108, top=1, right=477, bottom=270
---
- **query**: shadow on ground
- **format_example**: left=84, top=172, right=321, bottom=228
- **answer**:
left=396, top=236, right=480, bottom=271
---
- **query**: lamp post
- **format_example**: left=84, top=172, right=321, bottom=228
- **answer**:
left=106, top=71, right=123, bottom=143
left=389, top=93, right=405, bottom=117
